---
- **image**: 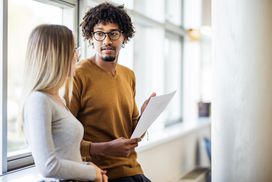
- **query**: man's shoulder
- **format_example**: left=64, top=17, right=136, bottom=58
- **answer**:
left=74, top=59, right=93, bottom=76
left=117, top=64, right=135, bottom=76
left=76, top=59, right=91, bottom=69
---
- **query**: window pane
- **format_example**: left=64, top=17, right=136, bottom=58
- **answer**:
left=133, top=24, right=166, bottom=133
left=164, top=33, right=183, bottom=126
left=7, top=0, right=63, bottom=155
left=110, top=0, right=134, bottom=9
left=118, top=38, right=134, bottom=69
left=166, top=0, right=183, bottom=26
left=134, top=0, right=164, bottom=22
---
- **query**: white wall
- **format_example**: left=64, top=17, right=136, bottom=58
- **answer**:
left=213, top=0, right=272, bottom=181
left=138, top=123, right=210, bottom=182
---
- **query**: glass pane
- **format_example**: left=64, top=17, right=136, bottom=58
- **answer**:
left=166, top=0, right=182, bottom=26
left=110, top=0, right=134, bottom=9
left=164, top=33, right=183, bottom=125
left=7, top=0, right=62, bottom=155
left=200, top=33, right=212, bottom=102
left=118, top=38, right=134, bottom=69
left=133, top=23, right=165, bottom=133
left=134, top=0, right=164, bottom=22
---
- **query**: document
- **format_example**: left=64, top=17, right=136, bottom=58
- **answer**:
left=131, top=91, right=176, bottom=139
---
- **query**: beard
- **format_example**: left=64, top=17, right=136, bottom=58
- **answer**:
left=102, top=55, right=116, bottom=62
left=101, top=46, right=116, bottom=62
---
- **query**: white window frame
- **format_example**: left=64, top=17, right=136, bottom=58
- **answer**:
left=0, top=0, right=8, bottom=176
left=0, top=0, right=79, bottom=174
left=130, top=1, right=185, bottom=128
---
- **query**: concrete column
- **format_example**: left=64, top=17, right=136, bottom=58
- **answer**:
left=212, top=0, right=272, bottom=181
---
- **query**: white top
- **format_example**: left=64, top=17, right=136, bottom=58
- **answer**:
left=24, top=91, right=96, bottom=180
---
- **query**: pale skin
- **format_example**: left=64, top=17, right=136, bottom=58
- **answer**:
left=89, top=22, right=156, bottom=158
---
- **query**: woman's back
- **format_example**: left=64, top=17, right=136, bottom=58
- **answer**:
left=24, top=91, right=95, bottom=180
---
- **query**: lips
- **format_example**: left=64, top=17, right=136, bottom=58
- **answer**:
left=101, top=46, right=115, bottom=51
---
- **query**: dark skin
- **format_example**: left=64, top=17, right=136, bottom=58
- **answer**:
left=89, top=23, right=156, bottom=158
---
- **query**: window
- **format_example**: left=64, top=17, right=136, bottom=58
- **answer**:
left=8, top=0, right=63, bottom=155
left=110, top=0, right=134, bottom=9
left=133, top=23, right=166, bottom=133
left=0, top=0, right=78, bottom=173
left=134, top=0, right=164, bottom=22
left=164, top=33, right=183, bottom=126
left=1, top=0, right=8, bottom=175
left=165, top=0, right=183, bottom=26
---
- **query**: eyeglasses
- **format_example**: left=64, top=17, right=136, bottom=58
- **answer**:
left=92, top=30, right=122, bottom=41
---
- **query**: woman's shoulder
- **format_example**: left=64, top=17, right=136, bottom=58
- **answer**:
left=27, top=91, right=48, bottom=102
left=25, top=91, right=52, bottom=109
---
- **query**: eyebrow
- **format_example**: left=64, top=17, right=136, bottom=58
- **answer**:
left=93, top=28, right=120, bottom=32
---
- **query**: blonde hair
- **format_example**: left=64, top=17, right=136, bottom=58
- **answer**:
left=20, top=24, right=75, bottom=127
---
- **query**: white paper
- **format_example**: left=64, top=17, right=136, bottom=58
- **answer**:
left=130, top=91, right=176, bottom=139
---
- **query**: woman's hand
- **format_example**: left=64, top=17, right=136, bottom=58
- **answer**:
left=88, top=163, right=108, bottom=182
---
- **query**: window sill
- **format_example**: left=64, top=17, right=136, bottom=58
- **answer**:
left=0, top=166, right=42, bottom=181
left=137, top=118, right=211, bottom=152
left=0, top=118, right=211, bottom=181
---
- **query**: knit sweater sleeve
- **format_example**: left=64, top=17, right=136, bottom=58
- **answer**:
left=24, top=92, right=96, bottom=180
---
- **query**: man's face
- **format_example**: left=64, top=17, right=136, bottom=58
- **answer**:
left=91, top=23, right=125, bottom=62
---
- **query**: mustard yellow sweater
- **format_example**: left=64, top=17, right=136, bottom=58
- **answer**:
left=65, top=59, right=143, bottom=179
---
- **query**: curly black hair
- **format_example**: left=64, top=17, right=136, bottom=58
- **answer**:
left=80, top=2, right=135, bottom=43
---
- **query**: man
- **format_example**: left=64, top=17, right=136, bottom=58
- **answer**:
left=65, top=2, right=155, bottom=182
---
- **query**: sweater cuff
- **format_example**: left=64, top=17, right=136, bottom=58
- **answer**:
left=80, top=140, right=92, bottom=161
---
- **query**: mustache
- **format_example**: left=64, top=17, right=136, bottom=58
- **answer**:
left=101, top=46, right=116, bottom=51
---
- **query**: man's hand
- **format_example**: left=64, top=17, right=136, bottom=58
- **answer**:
left=105, top=137, right=139, bottom=157
left=90, top=138, right=139, bottom=157
left=140, top=92, right=156, bottom=114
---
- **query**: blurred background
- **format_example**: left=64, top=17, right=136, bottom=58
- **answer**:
left=2, top=0, right=212, bottom=181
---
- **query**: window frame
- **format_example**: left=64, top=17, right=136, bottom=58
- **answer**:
left=0, top=0, right=8, bottom=176
left=129, top=2, right=185, bottom=129
left=0, top=0, right=79, bottom=174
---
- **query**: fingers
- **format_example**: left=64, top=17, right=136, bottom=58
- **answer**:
left=94, top=166, right=107, bottom=182
left=124, top=138, right=138, bottom=145
left=149, top=92, right=157, bottom=98
left=109, top=137, right=138, bottom=157
left=141, top=92, right=157, bottom=113
left=146, top=92, right=156, bottom=103
left=102, top=173, right=108, bottom=182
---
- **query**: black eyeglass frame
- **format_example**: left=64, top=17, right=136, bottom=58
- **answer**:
left=92, top=30, right=123, bottom=41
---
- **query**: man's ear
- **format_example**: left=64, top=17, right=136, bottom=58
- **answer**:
left=123, top=37, right=128, bottom=44
left=88, top=40, right=94, bottom=48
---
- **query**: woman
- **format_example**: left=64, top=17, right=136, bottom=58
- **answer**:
left=22, top=24, right=107, bottom=181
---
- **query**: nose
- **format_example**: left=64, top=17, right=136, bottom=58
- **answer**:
left=103, top=34, right=112, bottom=45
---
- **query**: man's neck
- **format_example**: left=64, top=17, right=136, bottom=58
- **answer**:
left=92, top=55, right=117, bottom=75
